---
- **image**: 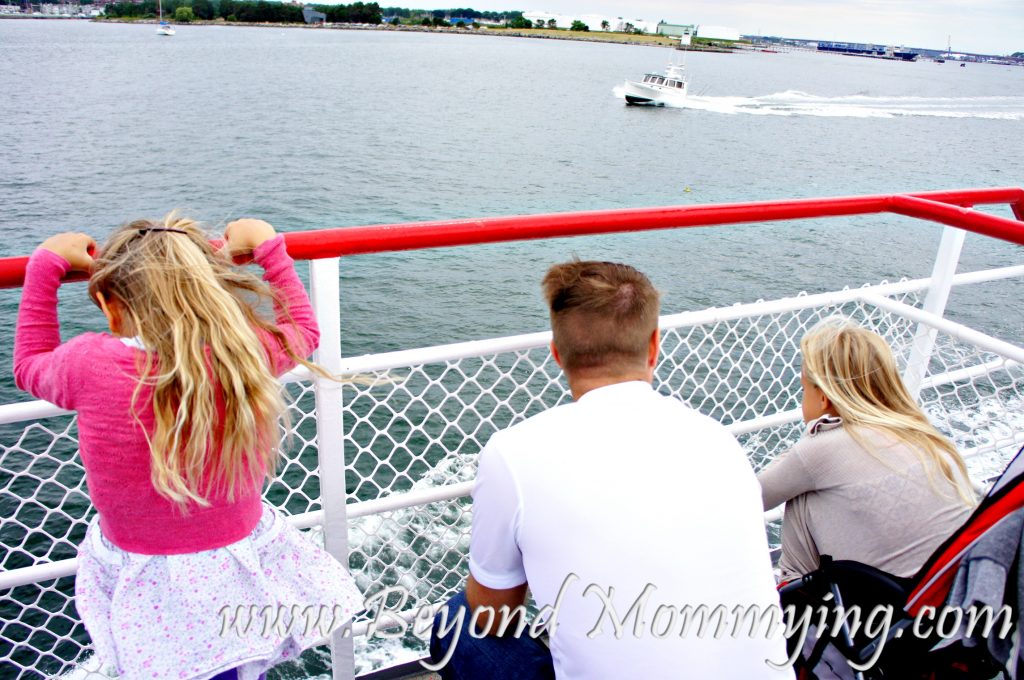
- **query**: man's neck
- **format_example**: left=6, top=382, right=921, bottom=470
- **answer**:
left=567, top=372, right=651, bottom=401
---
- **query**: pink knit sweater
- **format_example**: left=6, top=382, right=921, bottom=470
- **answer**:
left=14, top=236, right=319, bottom=555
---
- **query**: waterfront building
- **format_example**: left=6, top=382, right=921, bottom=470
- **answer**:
left=629, top=18, right=660, bottom=33
left=577, top=13, right=614, bottom=31
left=302, top=5, right=325, bottom=24
left=522, top=10, right=560, bottom=27
left=656, top=21, right=696, bottom=38
left=697, top=24, right=741, bottom=41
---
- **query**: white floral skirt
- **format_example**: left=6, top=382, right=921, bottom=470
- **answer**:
left=76, top=504, right=364, bottom=680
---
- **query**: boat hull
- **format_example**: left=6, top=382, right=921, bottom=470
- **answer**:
left=622, top=80, right=686, bottom=107
left=625, top=94, right=662, bottom=106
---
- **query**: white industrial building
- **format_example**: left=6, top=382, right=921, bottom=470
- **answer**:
left=577, top=14, right=615, bottom=31
left=696, top=24, right=741, bottom=41
left=627, top=18, right=660, bottom=33
left=522, top=10, right=562, bottom=27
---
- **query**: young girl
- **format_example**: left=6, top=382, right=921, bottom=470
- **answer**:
left=757, top=318, right=976, bottom=583
left=14, top=215, right=362, bottom=679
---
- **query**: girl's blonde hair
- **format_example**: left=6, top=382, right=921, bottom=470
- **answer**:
left=89, top=213, right=311, bottom=509
left=800, top=318, right=975, bottom=506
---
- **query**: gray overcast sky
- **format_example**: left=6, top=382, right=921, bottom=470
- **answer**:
left=451, top=1, right=1022, bottom=55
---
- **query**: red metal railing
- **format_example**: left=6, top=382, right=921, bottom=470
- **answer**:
left=2, top=187, right=1022, bottom=289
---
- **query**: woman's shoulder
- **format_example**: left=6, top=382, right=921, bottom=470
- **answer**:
left=797, top=420, right=934, bottom=474
left=789, top=416, right=863, bottom=471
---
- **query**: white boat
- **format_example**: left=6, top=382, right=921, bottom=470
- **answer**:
left=156, top=0, right=174, bottom=35
left=622, top=62, right=688, bottom=106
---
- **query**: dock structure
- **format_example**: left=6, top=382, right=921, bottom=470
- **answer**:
left=816, top=40, right=920, bottom=61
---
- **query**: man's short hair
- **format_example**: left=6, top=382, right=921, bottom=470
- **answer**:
left=542, top=260, right=660, bottom=373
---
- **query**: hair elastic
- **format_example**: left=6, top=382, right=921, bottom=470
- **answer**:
left=136, top=227, right=189, bottom=235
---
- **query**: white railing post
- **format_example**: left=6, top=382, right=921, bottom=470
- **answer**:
left=308, top=257, right=355, bottom=680
left=903, top=226, right=967, bottom=399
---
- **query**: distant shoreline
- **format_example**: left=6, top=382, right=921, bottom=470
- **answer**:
left=2, top=16, right=700, bottom=49
left=374, top=24, right=685, bottom=49
left=2, top=16, right=752, bottom=52
left=6, top=16, right=1019, bottom=59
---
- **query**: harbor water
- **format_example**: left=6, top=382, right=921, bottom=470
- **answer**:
left=1, top=19, right=1023, bottom=678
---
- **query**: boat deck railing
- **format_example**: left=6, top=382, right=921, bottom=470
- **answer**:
left=1, top=188, right=1023, bottom=678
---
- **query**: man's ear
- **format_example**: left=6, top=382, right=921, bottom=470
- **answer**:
left=647, top=328, right=660, bottom=369
left=550, top=341, right=563, bottom=368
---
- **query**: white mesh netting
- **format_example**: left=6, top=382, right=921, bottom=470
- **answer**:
left=2, top=284, right=1023, bottom=678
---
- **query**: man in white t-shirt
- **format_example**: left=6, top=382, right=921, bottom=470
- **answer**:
left=429, top=261, right=792, bottom=679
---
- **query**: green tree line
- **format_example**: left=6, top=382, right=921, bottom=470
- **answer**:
left=105, top=0, right=381, bottom=23
left=310, top=1, right=380, bottom=23
left=380, top=7, right=522, bottom=20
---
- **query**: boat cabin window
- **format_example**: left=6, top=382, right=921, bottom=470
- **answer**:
left=655, top=77, right=665, bottom=85
left=643, top=75, right=652, bottom=83
left=675, top=81, right=683, bottom=89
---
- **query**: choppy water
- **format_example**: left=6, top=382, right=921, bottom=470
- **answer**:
left=1, top=21, right=1022, bottom=360
left=1, top=19, right=1023, bottom=679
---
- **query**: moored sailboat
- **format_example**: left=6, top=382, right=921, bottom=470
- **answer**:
left=156, top=0, right=175, bottom=35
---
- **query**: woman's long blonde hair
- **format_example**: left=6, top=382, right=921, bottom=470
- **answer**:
left=89, top=213, right=311, bottom=509
left=800, top=318, right=975, bottom=506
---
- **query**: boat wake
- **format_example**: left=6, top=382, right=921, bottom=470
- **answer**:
left=613, top=88, right=1024, bottom=119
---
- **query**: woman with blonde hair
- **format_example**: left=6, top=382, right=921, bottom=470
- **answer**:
left=758, top=318, right=975, bottom=583
left=15, top=216, right=361, bottom=679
